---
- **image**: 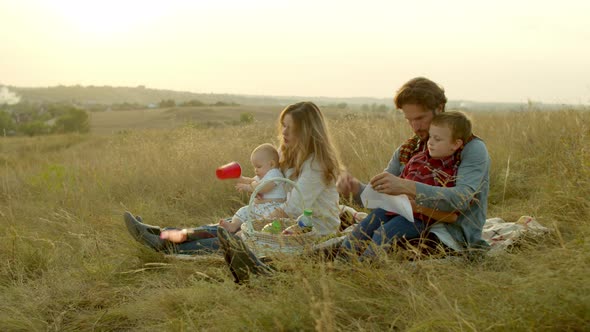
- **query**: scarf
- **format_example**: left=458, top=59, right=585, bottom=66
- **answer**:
left=401, top=151, right=459, bottom=187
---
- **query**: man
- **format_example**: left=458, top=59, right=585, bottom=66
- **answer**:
left=338, top=77, right=491, bottom=252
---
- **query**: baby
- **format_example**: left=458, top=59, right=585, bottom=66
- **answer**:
left=219, top=143, right=286, bottom=232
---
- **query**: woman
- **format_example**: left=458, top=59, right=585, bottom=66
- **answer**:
left=124, top=102, right=343, bottom=262
left=337, top=77, right=491, bottom=259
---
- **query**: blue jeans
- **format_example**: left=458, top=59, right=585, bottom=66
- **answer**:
left=340, top=208, right=430, bottom=259
left=164, top=224, right=221, bottom=254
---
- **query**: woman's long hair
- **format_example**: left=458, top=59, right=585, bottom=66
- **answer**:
left=278, top=102, right=342, bottom=185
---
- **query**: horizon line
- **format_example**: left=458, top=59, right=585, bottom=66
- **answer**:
left=2, top=83, right=587, bottom=106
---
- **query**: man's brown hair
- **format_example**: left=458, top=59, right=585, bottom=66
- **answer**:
left=394, top=77, right=447, bottom=112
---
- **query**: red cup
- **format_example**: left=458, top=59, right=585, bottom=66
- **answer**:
left=216, top=161, right=242, bottom=179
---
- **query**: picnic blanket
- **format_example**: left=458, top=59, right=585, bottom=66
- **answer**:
left=312, top=214, right=551, bottom=255
left=166, top=213, right=550, bottom=260
left=482, top=215, right=550, bottom=254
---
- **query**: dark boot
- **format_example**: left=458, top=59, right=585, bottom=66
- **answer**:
left=140, top=230, right=172, bottom=252
left=124, top=212, right=173, bottom=252
left=217, top=226, right=273, bottom=284
left=134, top=215, right=162, bottom=235
left=124, top=212, right=161, bottom=238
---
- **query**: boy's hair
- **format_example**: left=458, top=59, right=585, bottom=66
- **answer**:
left=252, top=143, right=280, bottom=165
left=431, top=111, right=472, bottom=142
left=394, top=77, right=447, bottom=112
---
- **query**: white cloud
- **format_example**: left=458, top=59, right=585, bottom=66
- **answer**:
left=0, top=87, right=21, bottom=105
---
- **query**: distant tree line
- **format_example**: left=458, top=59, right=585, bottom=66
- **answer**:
left=0, top=101, right=89, bottom=137
left=12, top=85, right=252, bottom=105
left=360, top=103, right=391, bottom=112
left=159, top=99, right=240, bottom=108
left=75, top=99, right=241, bottom=111
left=322, top=102, right=391, bottom=112
left=322, top=103, right=348, bottom=109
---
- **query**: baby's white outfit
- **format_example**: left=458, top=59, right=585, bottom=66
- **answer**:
left=233, top=168, right=286, bottom=223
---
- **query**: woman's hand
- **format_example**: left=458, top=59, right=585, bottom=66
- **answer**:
left=369, top=172, right=416, bottom=197
left=337, top=171, right=360, bottom=196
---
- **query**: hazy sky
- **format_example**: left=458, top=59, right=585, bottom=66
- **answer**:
left=1, top=0, right=589, bottom=104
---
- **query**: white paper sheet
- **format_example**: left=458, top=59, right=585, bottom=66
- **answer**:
left=360, top=185, right=415, bottom=222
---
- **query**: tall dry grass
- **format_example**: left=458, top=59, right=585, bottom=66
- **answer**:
left=0, top=109, right=588, bottom=331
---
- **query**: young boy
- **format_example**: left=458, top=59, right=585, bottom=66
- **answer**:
left=401, top=111, right=474, bottom=223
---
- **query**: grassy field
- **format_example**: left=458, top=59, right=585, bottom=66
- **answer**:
left=89, top=105, right=351, bottom=135
left=0, top=107, right=589, bottom=331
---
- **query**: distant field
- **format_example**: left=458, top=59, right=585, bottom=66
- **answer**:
left=89, top=104, right=359, bottom=134
left=89, top=105, right=282, bottom=134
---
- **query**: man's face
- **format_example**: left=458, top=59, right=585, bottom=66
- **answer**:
left=401, top=104, right=438, bottom=140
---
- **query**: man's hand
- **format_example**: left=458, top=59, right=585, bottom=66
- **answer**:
left=369, top=172, right=416, bottom=197
left=337, top=172, right=361, bottom=197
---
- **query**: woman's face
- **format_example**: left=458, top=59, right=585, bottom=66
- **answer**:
left=281, top=114, right=296, bottom=148
left=401, top=104, right=438, bottom=141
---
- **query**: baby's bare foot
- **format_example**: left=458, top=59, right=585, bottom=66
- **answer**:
left=160, top=230, right=187, bottom=243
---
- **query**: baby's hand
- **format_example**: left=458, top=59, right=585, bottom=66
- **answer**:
left=235, top=183, right=251, bottom=192
left=219, top=219, right=231, bottom=229
left=219, top=219, right=241, bottom=233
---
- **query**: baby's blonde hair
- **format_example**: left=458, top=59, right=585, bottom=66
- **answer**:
left=251, top=143, right=280, bottom=167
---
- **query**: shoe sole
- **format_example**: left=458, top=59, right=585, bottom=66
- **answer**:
left=135, top=216, right=161, bottom=235
left=124, top=211, right=169, bottom=252
left=124, top=211, right=141, bottom=240
left=217, top=227, right=259, bottom=283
